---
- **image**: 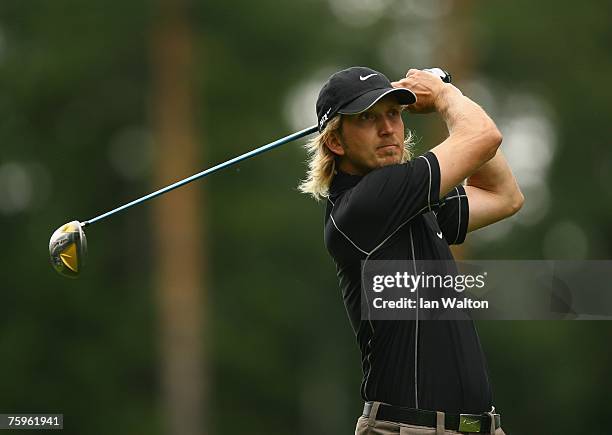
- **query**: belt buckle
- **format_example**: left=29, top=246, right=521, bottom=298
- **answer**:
left=458, top=413, right=482, bottom=432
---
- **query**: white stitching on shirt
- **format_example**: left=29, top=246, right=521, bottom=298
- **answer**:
left=435, top=190, right=467, bottom=244
left=409, top=226, right=419, bottom=408
left=329, top=214, right=369, bottom=255
left=454, top=186, right=461, bottom=244
left=443, top=194, right=467, bottom=201
left=329, top=203, right=438, bottom=257
left=360, top=253, right=375, bottom=401
left=418, top=155, right=433, bottom=212
left=368, top=205, right=430, bottom=254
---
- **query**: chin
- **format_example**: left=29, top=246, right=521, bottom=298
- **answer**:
left=376, top=147, right=402, bottom=163
left=378, top=156, right=402, bottom=167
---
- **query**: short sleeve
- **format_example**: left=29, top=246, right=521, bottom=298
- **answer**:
left=435, top=184, right=470, bottom=245
left=330, top=152, right=441, bottom=251
left=352, top=151, right=440, bottom=222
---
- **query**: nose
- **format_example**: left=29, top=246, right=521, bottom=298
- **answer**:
left=378, top=115, right=394, bottom=136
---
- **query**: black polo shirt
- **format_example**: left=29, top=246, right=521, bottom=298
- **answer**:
left=324, top=151, right=493, bottom=413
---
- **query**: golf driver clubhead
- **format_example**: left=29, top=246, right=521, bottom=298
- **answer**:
left=49, top=221, right=88, bottom=278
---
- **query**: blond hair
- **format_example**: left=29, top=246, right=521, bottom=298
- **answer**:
left=298, top=114, right=415, bottom=201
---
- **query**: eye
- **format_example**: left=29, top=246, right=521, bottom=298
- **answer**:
left=359, top=112, right=375, bottom=121
left=388, top=108, right=400, bottom=117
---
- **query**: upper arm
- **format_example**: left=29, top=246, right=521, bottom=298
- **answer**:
left=435, top=185, right=469, bottom=244
left=436, top=183, right=523, bottom=240
left=464, top=185, right=520, bottom=232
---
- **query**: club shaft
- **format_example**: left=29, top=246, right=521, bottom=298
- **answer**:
left=82, top=124, right=318, bottom=227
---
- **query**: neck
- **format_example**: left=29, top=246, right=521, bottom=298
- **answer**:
left=338, top=158, right=367, bottom=176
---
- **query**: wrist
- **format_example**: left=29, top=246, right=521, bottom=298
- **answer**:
left=433, top=84, right=462, bottom=113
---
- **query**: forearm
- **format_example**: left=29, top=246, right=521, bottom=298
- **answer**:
left=435, top=84, right=500, bottom=139
left=428, top=85, right=503, bottom=195
left=467, top=148, right=524, bottom=210
left=435, top=84, right=523, bottom=210
left=467, top=148, right=514, bottom=191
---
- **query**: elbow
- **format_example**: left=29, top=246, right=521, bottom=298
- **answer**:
left=475, top=126, right=503, bottom=162
left=484, top=127, right=503, bottom=159
left=507, top=189, right=525, bottom=216
left=489, top=127, right=503, bottom=149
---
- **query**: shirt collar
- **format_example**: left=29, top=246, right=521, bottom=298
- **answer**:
left=330, top=170, right=363, bottom=197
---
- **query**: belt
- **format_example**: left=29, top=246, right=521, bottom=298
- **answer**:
left=363, top=402, right=501, bottom=433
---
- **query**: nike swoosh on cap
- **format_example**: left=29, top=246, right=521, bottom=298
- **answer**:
left=359, top=73, right=377, bottom=81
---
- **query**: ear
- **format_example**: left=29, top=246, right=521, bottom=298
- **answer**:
left=325, top=131, right=345, bottom=156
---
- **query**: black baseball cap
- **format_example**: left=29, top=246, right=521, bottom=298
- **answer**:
left=316, top=66, right=417, bottom=132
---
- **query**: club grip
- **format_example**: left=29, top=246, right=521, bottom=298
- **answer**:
left=422, top=68, right=452, bottom=83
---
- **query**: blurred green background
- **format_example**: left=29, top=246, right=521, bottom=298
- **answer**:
left=1, top=0, right=611, bottom=434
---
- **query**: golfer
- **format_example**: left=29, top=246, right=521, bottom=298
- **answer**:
left=300, top=67, right=523, bottom=434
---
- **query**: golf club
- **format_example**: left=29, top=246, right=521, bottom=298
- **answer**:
left=49, top=67, right=451, bottom=278
left=49, top=124, right=318, bottom=278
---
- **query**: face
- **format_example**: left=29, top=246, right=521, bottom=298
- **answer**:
left=328, top=95, right=405, bottom=175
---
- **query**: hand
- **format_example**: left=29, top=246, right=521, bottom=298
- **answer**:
left=391, top=69, right=450, bottom=114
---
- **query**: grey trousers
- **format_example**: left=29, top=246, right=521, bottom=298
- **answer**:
left=355, top=402, right=506, bottom=435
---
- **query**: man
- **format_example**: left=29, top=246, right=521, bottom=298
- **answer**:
left=299, top=66, right=524, bottom=435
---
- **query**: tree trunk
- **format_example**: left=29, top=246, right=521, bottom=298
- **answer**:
left=150, top=1, right=207, bottom=434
